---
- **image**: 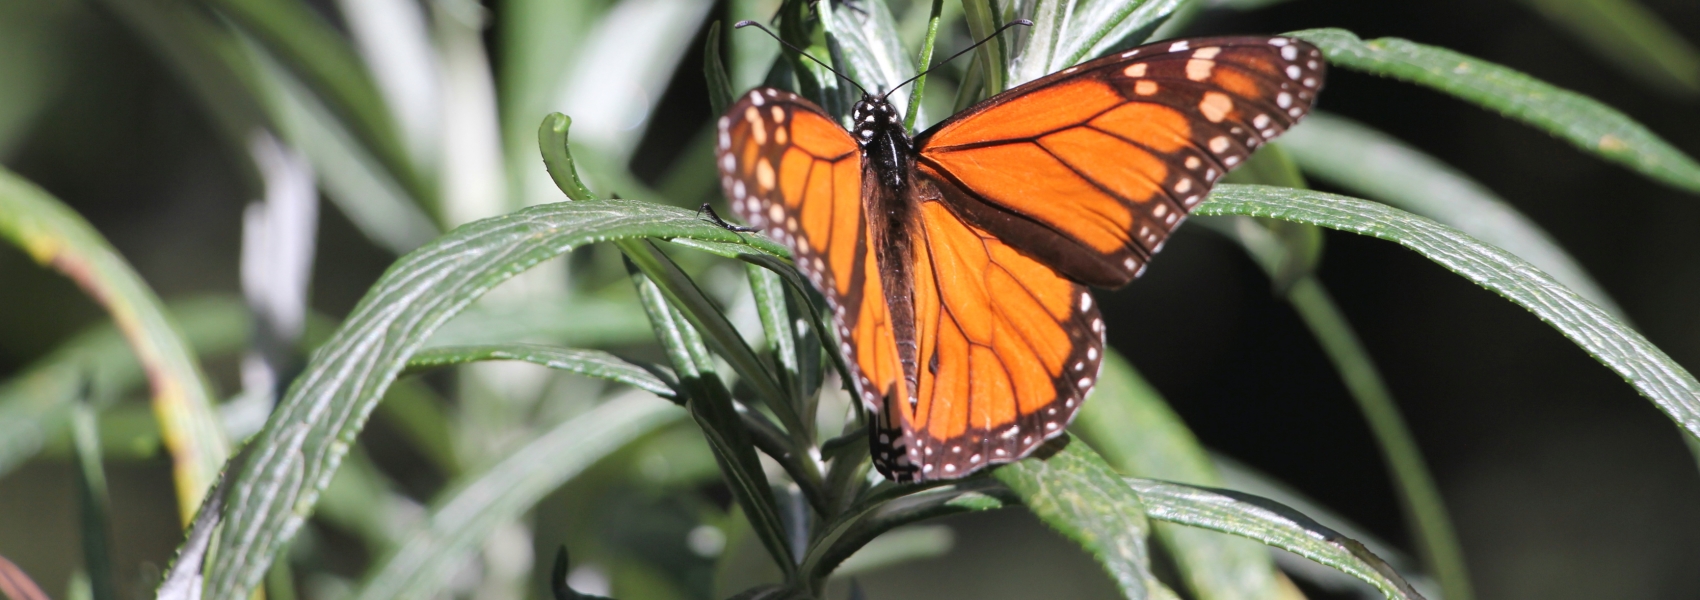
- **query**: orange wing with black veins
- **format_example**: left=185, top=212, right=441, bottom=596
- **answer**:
left=916, top=36, right=1326, bottom=289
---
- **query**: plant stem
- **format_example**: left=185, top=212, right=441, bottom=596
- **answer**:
left=1282, top=277, right=1474, bottom=600
left=904, top=0, right=943, bottom=132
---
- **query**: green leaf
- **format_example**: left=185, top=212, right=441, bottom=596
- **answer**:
left=1072, top=351, right=1285, bottom=600
left=354, top=394, right=682, bottom=600
left=630, top=264, right=799, bottom=576
left=829, top=525, right=954, bottom=577
left=801, top=478, right=1013, bottom=591
left=995, top=439, right=1168, bottom=600
left=404, top=344, right=679, bottom=399
left=1197, top=185, right=1700, bottom=443
left=199, top=198, right=790, bottom=600
left=1512, top=0, right=1700, bottom=95
left=1280, top=113, right=1626, bottom=319
left=705, top=20, right=735, bottom=115
left=0, top=296, right=250, bottom=478
left=1293, top=28, right=1700, bottom=195
left=1129, top=479, right=1424, bottom=600
left=622, top=242, right=807, bottom=440
left=0, top=168, right=230, bottom=523
left=821, top=0, right=915, bottom=112
left=71, top=398, right=116, bottom=600
left=1006, top=0, right=1188, bottom=87
left=426, top=297, right=654, bottom=348
left=1212, top=455, right=1439, bottom=597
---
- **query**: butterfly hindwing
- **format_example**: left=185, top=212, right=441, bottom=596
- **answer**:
left=892, top=199, right=1104, bottom=479
left=916, top=36, right=1325, bottom=288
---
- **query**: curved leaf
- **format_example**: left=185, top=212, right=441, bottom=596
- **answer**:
left=1129, top=479, right=1424, bottom=600
left=1007, top=0, right=1188, bottom=87
left=1197, top=185, right=1700, bottom=442
left=1072, top=351, right=1285, bottom=600
left=995, top=439, right=1169, bottom=600
left=404, top=343, right=677, bottom=398
left=0, top=168, right=230, bottom=523
left=1280, top=113, right=1625, bottom=318
left=200, top=198, right=789, bottom=600
left=1213, top=455, right=1441, bottom=599
left=1292, top=28, right=1700, bottom=195
left=0, top=296, right=250, bottom=478
left=354, top=393, right=682, bottom=600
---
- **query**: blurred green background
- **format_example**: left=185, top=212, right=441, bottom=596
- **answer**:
left=1, top=0, right=1698, bottom=598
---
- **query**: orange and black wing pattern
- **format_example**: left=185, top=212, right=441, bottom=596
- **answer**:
left=715, top=88, right=910, bottom=456
left=916, top=36, right=1325, bottom=289
left=880, top=197, right=1104, bottom=479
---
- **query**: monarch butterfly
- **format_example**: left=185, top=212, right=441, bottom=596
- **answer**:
left=715, top=32, right=1325, bottom=482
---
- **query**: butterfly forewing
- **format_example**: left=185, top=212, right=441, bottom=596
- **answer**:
left=916, top=36, right=1326, bottom=289
left=716, top=89, right=914, bottom=472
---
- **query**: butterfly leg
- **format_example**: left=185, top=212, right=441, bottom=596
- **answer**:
left=698, top=203, right=759, bottom=233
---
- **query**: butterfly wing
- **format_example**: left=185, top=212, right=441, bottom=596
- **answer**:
left=877, top=195, right=1104, bottom=480
left=915, top=36, right=1326, bottom=288
left=716, top=88, right=915, bottom=475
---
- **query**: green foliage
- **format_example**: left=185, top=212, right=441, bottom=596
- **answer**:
left=4, top=0, right=1699, bottom=599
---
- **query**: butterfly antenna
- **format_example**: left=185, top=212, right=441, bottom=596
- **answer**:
left=882, top=18, right=1033, bottom=101
left=734, top=20, right=869, bottom=96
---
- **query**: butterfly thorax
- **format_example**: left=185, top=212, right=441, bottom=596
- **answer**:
left=853, top=94, right=923, bottom=414
left=851, top=95, right=913, bottom=189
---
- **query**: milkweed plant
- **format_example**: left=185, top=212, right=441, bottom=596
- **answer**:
left=1, top=0, right=1698, bottom=599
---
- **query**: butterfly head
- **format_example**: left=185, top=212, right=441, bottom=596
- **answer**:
left=850, top=94, right=907, bottom=146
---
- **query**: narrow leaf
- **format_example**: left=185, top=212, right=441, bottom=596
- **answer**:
left=1281, top=113, right=1626, bottom=318
left=705, top=20, right=735, bottom=115
left=354, top=394, right=681, bottom=600
left=404, top=344, right=679, bottom=399
left=1129, top=479, right=1424, bottom=600
left=200, top=199, right=790, bottom=600
left=0, top=168, right=230, bottom=523
left=996, top=439, right=1165, bottom=600
left=1293, top=28, right=1700, bottom=195
left=631, top=265, right=799, bottom=574
left=1198, top=185, right=1700, bottom=443
left=1073, top=351, right=1285, bottom=600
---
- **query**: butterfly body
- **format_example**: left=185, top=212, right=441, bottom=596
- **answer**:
left=716, top=36, right=1326, bottom=482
